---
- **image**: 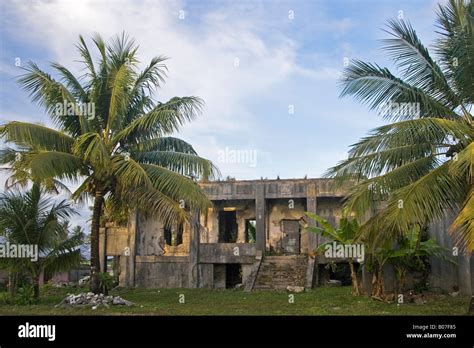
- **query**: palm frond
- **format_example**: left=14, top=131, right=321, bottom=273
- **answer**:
left=112, top=96, right=204, bottom=145
left=135, top=150, right=217, bottom=179
left=383, top=19, right=460, bottom=107
left=16, top=62, right=83, bottom=136
left=340, top=60, right=457, bottom=120
left=0, top=122, right=74, bottom=152
left=141, top=163, right=211, bottom=211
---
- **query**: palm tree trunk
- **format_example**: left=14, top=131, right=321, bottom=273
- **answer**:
left=375, top=265, right=385, bottom=298
left=349, top=261, right=361, bottom=295
left=371, top=264, right=385, bottom=298
left=8, top=272, right=17, bottom=297
left=90, top=189, right=104, bottom=294
left=399, top=268, right=406, bottom=294
left=33, top=274, right=40, bottom=301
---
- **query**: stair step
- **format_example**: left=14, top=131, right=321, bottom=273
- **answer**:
left=253, top=255, right=308, bottom=290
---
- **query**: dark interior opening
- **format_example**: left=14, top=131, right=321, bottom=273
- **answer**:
left=225, top=264, right=242, bottom=288
left=319, top=262, right=357, bottom=286
left=218, top=210, right=238, bottom=243
left=176, top=223, right=183, bottom=245
left=164, top=226, right=172, bottom=245
left=164, top=223, right=183, bottom=246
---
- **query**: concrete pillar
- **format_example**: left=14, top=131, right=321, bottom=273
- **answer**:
left=188, top=210, right=200, bottom=288
left=122, top=209, right=137, bottom=287
left=306, top=182, right=318, bottom=288
left=255, top=182, right=266, bottom=251
left=306, top=182, right=318, bottom=250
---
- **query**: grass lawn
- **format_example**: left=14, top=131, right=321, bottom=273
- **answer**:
left=0, top=286, right=471, bottom=315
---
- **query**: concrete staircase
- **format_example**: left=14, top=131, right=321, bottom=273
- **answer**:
left=253, top=255, right=307, bottom=290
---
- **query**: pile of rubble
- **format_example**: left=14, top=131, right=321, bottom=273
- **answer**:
left=56, top=292, right=133, bottom=309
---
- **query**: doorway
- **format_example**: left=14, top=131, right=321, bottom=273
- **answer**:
left=281, top=219, right=300, bottom=254
left=218, top=211, right=238, bottom=243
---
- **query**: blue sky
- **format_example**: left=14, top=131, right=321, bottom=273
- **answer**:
left=0, top=0, right=444, bottom=228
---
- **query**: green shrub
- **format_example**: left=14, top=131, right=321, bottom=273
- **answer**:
left=15, top=286, right=35, bottom=305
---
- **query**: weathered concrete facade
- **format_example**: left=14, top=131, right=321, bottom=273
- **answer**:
left=428, top=212, right=474, bottom=295
left=103, top=178, right=349, bottom=290
left=101, top=178, right=473, bottom=295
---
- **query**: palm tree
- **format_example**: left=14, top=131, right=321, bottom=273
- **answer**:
left=0, top=33, right=218, bottom=292
left=0, top=183, right=83, bottom=300
left=327, top=0, right=473, bottom=251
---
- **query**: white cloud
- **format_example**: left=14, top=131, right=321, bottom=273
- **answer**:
left=2, top=0, right=341, bottom=174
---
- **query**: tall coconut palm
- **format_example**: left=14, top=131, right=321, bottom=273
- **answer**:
left=327, top=1, right=473, bottom=250
left=0, top=33, right=218, bottom=292
left=0, top=183, right=83, bottom=300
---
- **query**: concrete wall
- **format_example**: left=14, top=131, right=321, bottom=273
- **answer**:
left=199, top=243, right=257, bottom=263
left=267, top=198, right=306, bottom=252
left=135, top=256, right=189, bottom=288
left=110, top=179, right=353, bottom=289
left=200, top=200, right=255, bottom=243
left=135, top=214, right=189, bottom=256
left=316, top=197, right=343, bottom=228
left=428, top=211, right=473, bottom=295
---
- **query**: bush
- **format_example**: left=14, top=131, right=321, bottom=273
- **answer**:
left=0, top=292, right=13, bottom=305
left=97, top=272, right=116, bottom=295
left=15, top=286, right=35, bottom=305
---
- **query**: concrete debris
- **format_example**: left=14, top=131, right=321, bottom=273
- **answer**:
left=78, top=276, right=90, bottom=286
left=55, top=292, right=134, bottom=308
left=286, top=286, right=305, bottom=293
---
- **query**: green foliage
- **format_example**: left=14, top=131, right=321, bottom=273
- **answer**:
left=0, top=32, right=219, bottom=225
left=327, top=0, right=474, bottom=251
left=0, top=32, right=220, bottom=293
left=0, top=183, right=84, bottom=300
left=97, top=272, right=115, bottom=295
left=304, top=212, right=360, bottom=254
left=0, top=287, right=469, bottom=315
left=246, top=220, right=256, bottom=243
left=385, top=226, right=448, bottom=263
left=15, top=286, right=35, bottom=305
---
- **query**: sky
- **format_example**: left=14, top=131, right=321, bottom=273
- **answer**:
left=0, top=0, right=445, bottom=230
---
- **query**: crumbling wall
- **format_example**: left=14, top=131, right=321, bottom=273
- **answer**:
left=200, top=200, right=255, bottom=243
left=428, top=211, right=473, bottom=295
left=135, top=256, right=189, bottom=288
left=316, top=197, right=343, bottom=227
left=136, top=214, right=189, bottom=256
left=267, top=199, right=306, bottom=252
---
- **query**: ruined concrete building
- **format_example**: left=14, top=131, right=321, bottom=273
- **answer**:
left=101, top=178, right=473, bottom=295
left=101, top=178, right=349, bottom=290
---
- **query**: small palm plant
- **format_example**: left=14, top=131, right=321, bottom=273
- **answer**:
left=0, top=183, right=83, bottom=301
left=0, top=33, right=218, bottom=292
left=304, top=212, right=362, bottom=295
